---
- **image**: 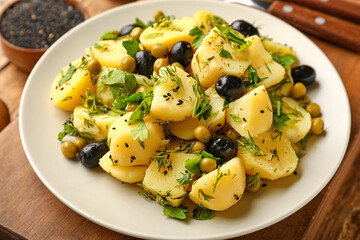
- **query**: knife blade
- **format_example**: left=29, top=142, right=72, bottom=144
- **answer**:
left=224, top=0, right=360, bottom=53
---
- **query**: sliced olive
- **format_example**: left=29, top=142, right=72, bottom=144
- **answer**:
left=194, top=126, right=212, bottom=143
left=121, top=55, right=136, bottom=73
left=61, top=141, right=79, bottom=159
left=153, top=10, right=165, bottom=21
left=200, top=157, right=217, bottom=173
left=306, top=103, right=321, bottom=118
left=120, top=24, right=141, bottom=36
left=168, top=41, right=193, bottom=67
left=215, top=75, right=246, bottom=101
left=151, top=43, right=169, bottom=58
left=86, top=59, right=101, bottom=75
left=206, top=135, right=236, bottom=160
left=79, top=142, right=109, bottom=168
left=291, top=82, right=307, bottom=99
left=153, top=58, right=169, bottom=73
left=311, top=118, right=324, bottom=135
left=291, top=65, right=316, bottom=86
left=74, top=138, right=88, bottom=150
left=134, top=50, right=156, bottom=78
left=231, top=20, right=259, bottom=36
left=129, top=27, right=143, bottom=41
left=191, top=141, right=206, bottom=152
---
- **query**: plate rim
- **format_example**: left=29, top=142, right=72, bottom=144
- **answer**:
left=19, top=0, right=352, bottom=239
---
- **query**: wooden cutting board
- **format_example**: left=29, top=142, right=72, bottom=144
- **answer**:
left=0, top=0, right=359, bottom=239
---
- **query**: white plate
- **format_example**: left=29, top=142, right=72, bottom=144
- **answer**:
left=19, top=0, right=351, bottom=239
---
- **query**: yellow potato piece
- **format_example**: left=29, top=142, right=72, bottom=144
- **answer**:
left=108, top=112, right=165, bottom=167
left=50, top=57, right=94, bottom=111
left=192, top=26, right=251, bottom=88
left=139, top=17, right=196, bottom=51
left=262, top=38, right=296, bottom=56
left=150, top=66, right=196, bottom=121
left=87, top=38, right=130, bottom=69
left=143, top=152, right=198, bottom=207
left=99, top=151, right=148, bottom=183
left=193, top=10, right=215, bottom=34
left=237, top=130, right=298, bottom=180
left=245, top=35, right=286, bottom=88
left=227, top=85, right=272, bottom=137
left=73, top=106, right=120, bottom=141
left=281, top=97, right=311, bottom=143
left=189, top=157, right=246, bottom=211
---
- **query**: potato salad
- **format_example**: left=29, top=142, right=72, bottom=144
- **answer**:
left=51, top=10, right=324, bottom=220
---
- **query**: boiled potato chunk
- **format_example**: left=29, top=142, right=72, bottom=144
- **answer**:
left=168, top=117, right=202, bottom=140
left=87, top=39, right=130, bottom=69
left=167, top=85, right=225, bottom=139
left=143, top=153, right=198, bottom=207
left=246, top=35, right=285, bottom=88
left=281, top=97, right=311, bottom=143
left=99, top=151, right=148, bottom=183
left=193, top=10, right=215, bottom=34
left=150, top=66, right=196, bottom=121
left=192, top=26, right=251, bottom=88
left=238, top=130, right=298, bottom=180
left=262, top=38, right=296, bottom=56
left=205, top=86, right=226, bottom=132
left=73, top=106, right=120, bottom=141
left=50, top=57, right=93, bottom=111
left=227, top=85, right=272, bottom=137
left=139, top=17, right=196, bottom=50
left=189, top=157, right=246, bottom=211
left=108, top=113, right=165, bottom=167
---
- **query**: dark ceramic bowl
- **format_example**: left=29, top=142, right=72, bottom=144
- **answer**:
left=0, top=0, right=88, bottom=72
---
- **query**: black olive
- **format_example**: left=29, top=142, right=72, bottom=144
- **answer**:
left=291, top=65, right=316, bottom=86
left=231, top=20, right=259, bottom=37
left=206, top=136, right=236, bottom=160
left=119, top=24, right=141, bottom=36
left=168, top=41, right=193, bottom=67
left=134, top=50, right=156, bottom=78
left=79, top=142, right=109, bottom=168
left=215, top=75, right=246, bottom=101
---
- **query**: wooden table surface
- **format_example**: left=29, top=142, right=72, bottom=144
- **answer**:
left=0, top=0, right=359, bottom=239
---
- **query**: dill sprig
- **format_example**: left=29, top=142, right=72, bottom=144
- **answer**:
left=158, top=66, right=183, bottom=92
left=237, top=132, right=267, bottom=157
left=192, top=75, right=212, bottom=121
left=246, top=173, right=261, bottom=189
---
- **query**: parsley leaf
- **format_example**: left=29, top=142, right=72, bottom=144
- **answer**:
left=135, top=18, right=154, bottom=29
left=219, top=46, right=232, bottom=59
left=122, top=39, right=140, bottom=57
left=185, top=156, right=202, bottom=176
left=300, top=132, right=312, bottom=150
left=58, top=117, right=94, bottom=141
left=125, top=92, right=143, bottom=103
left=163, top=205, right=189, bottom=220
left=93, top=43, right=103, bottom=49
left=130, top=120, right=148, bottom=142
left=128, top=94, right=153, bottom=124
left=230, top=114, right=242, bottom=122
left=189, top=27, right=205, bottom=49
left=100, top=31, right=119, bottom=40
left=193, top=204, right=215, bottom=220
left=58, top=65, right=75, bottom=86
left=270, top=52, right=298, bottom=69
left=246, top=65, right=266, bottom=88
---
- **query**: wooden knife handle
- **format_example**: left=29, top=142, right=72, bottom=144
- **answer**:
left=284, top=0, right=360, bottom=24
left=268, top=1, right=360, bottom=53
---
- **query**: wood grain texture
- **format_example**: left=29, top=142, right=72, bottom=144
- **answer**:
left=286, top=0, right=360, bottom=24
left=0, top=0, right=359, bottom=239
left=269, top=1, right=360, bottom=53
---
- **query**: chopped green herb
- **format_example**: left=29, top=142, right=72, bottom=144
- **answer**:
left=246, top=173, right=261, bottom=189
left=163, top=205, right=189, bottom=220
left=246, top=65, right=266, bottom=88
left=189, top=27, right=205, bottom=49
left=198, top=189, right=214, bottom=201
left=100, top=30, right=118, bottom=40
left=192, top=75, right=212, bottom=121
left=58, top=65, right=75, bottom=86
left=176, top=171, right=194, bottom=187
left=135, top=17, right=154, bottom=29
left=213, top=166, right=226, bottom=193
left=93, top=43, right=103, bottom=49
left=145, top=32, right=164, bottom=39
left=193, top=204, right=215, bottom=220
left=270, top=52, right=297, bottom=69
left=122, top=39, right=140, bottom=57
left=130, top=120, right=148, bottom=143
left=300, top=132, right=312, bottom=150
left=238, top=132, right=266, bottom=156
left=58, top=117, right=94, bottom=141
left=219, top=46, right=232, bottom=59
left=230, top=114, right=242, bottom=122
